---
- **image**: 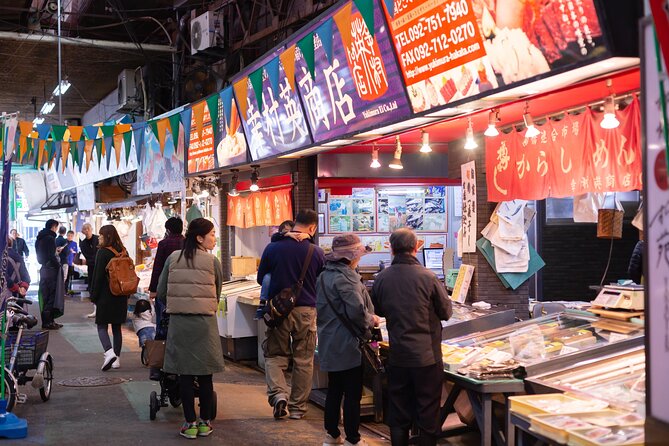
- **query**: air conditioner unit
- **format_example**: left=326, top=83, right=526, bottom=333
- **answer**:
left=190, top=12, right=217, bottom=55
left=117, top=69, right=139, bottom=111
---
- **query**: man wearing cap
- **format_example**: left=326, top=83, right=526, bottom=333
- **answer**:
left=317, top=234, right=379, bottom=446
left=372, top=228, right=452, bottom=446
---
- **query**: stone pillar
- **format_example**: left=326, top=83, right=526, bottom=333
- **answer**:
left=218, top=182, right=231, bottom=281
left=294, top=156, right=317, bottom=214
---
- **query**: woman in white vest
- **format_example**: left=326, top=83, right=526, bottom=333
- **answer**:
left=156, top=218, right=225, bottom=439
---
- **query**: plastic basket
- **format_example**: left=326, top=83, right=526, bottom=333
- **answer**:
left=4, top=330, right=49, bottom=370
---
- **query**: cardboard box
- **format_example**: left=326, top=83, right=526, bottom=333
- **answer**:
left=231, top=256, right=257, bottom=276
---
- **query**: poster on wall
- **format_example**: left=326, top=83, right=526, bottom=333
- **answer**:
left=461, top=161, right=477, bottom=253
left=138, top=124, right=185, bottom=194
left=187, top=102, right=215, bottom=174
left=382, top=0, right=606, bottom=113
left=377, top=188, right=447, bottom=232
left=215, top=87, right=248, bottom=169
left=293, top=0, right=411, bottom=143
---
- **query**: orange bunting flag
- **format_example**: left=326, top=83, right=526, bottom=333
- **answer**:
left=232, top=78, right=249, bottom=120
left=113, top=133, right=124, bottom=168
left=333, top=2, right=353, bottom=49
left=280, top=45, right=297, bottom=92
left=68, top=126, right=84, bottom=142
left=191, top=101, right=206, bottom=149
left=38, top=140, right=46, bottom=167
left=18, top=121, right=33, bottom=163
left=156, top=119, right=169, bottom=155
left=84, top=139, right=94, bottom=171
left=61, top=142, right=70, bottom=172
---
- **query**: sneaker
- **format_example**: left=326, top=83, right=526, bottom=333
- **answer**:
left=179, top=422, right=198, bottom=439
left=273, top=399, right=287, bottom=419
left=101, top=349, right=117, bottom=371
left=111, top=358, right=120, bottom=369
left=197, top=420, right=213, bottom=437
left=323, top=433, right=344, bottom=445
left=288, top=411, right=304, bottom=420
left=344, top=440, right=368, bottom=446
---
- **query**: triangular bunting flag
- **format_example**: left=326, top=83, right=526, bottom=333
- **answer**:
left=220, top=88, right=234, bottom=130
left=249, top=68, right=264, bottom=112
left=168, top=113, right=181, bottom=149
left=68, top=126, right=84, bottom=142
left=297, top=33, right=316, bottom=79
left=148, top=120, right=159, bottom=141
left=232, top=78, right=249, bottom=119
left=37, top=140, right=46, bottom=168
left=353, top=0, right=375, bottom=38
left=84, top=125, right=99, bottom=140
left=192, top=101, right=206, bottom=149
left=156, top=119, right=169, bottom=155
left=46, top=141, right=55, bottom=170
left=132, top=124, right=145, bottom=165
left=383, top=0, right=394, bottom=18
left=51, top=125, right=67, bottom=142
left=113, top=132, right=124, bottom=168
left=333, top=2, right=353, bottom=49
left=94, top=139, right=103, bottom=168
left=84, top=139, right=94, bottom=171
left=100, top=125, right=115, bottom=139
left=316, top=18, right=334, bottom=64
left=280, top=45, right=297, bottom=92
left=18, top=121, right=33, bottom=164
left=103, top=137, right=113, bottom=170
left=265, top=57, right=281, bottom=95
left=36, top=123, right=51, bottom=141
left=123, top=131, right=133, bottom=162
left=205, top=94, right=220, bottom=144
left=73, top=140, right=83, bottom=168
left=24, top=137, right=32, bottom=164
left=180, top=108, right=192, bottom=155
left=61, top=141, right=70, bottom=172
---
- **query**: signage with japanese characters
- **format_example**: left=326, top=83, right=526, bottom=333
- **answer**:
left=383, top=0, right=606, bottom=113
left=461, top=161, right=477, bottom=253
left=226, top=189, right=293, bottom=228
left=215, top=87, right=248, bottom=168
left=187, top=102, right=215, bottom=174
left=293, top=0, right=411, bottom=143
left=485, top=98, right=642, bottom=202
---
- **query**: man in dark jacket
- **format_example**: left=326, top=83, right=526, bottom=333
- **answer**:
left=35, top=219, right=62, bottom=330
left=257, top=210, right=325, bottom=420
left=9, top=229, right=29, bottom=259
left=372, top=228, right=452, bottom=446
left=627, top=239, right=644, bottom=284
left=6, top=238, right=30, bottom=296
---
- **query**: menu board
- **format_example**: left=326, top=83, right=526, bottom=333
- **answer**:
left=382, top=0, right=606, bottom=112
left=294, top=0, right=411, bottom=143
left=215, top=87, right=248, bottom=169
left=377, top=186, right=447, bottom=232
left=187, top=103, right=215, bottom=174
left=238, top=55, right=312, bottom=161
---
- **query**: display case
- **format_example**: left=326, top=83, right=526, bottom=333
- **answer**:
left=442, top=311, right=644, bottom=377
left=217, top=279, right=261, bottom=361
left=527, top=347, right=645, bottom=414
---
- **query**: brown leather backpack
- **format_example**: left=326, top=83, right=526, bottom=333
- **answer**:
left=105, top=247, right=140, bottom=296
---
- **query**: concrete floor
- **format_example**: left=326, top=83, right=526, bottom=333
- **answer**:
left=2, top=290, right=479, bottom=445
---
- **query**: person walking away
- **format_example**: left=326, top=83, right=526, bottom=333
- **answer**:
left=55, top=226, right=68, bottom=283
left=156, top=218, right=225, bottom=439
left=65, top=231, right=78, bottom=293
left=257, top=209, right=325, bottom=420
left=91, top=225, right=131, bottom=371
left=9, top=229, right=29, bottom=259
left=317, top=234, right=378, bottom=446
left=35, top=219, right=62, bottom=330
left=372, top=228, right=453, bottom=446
left=6, top=237, right=30, bottom=298
left=79, top=223, right=99, bottom=318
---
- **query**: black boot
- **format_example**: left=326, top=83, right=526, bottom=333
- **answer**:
left=417, top=433, right=437, bottom=446
left=390, top=427, right=410, bottom=446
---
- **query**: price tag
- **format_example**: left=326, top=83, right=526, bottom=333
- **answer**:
left=559, top=345, right=579, bottom=355
left=609, top=333, right=630, bottom=343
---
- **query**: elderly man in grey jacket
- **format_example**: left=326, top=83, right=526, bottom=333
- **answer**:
left=317, top=234, right=379, bottom=446
left=373, top=228, right=453, bottom=446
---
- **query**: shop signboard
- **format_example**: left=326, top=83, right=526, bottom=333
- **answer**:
left=215, top=87, right=248, bottom=169
left=460, top=160, right=476, bottom=253
left=187, top=101, right=216, bottom=174
left=138, top=124, right=185, bottom=194
left=236, top=52, right=313, bottom=161
left=382, top=0, right=606, bottom=113
left=484, top=100, right=642, bottom=202
left=293, top=0, right=411, bottom=143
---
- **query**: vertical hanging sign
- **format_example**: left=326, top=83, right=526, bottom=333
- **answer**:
left=460, top=160, right=477, bottom=253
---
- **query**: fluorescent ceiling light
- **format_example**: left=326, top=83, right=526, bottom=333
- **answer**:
left=53, top=80, right=71, bottom=96
left=33, top=116, right=44, bottom=125
left=40, top=101, right=55, bottom=115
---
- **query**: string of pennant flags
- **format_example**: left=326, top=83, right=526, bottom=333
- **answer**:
left=3, top=0, right=391, bottom=175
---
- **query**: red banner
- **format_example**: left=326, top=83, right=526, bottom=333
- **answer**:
left=486, top=97, right=642, bottom=202
left=226, top=188, right=294, bottom=228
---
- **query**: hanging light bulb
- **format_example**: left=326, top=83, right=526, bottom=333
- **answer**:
left=389, top=136, right=403, bottom=169
left=370, top=145, right=381, bottom=168
left=419, top=130, right=432, bottom=153
left=523, top=103, right=540, bottom=138
left=600, top=95, right=620, bottom=129
left=249, top=165, right=260, bottom=192
left=484, top=109, right=500, bottom=137
left=464, top=118, right=478, bottom=150
left=228, top=170, right=240, bottom=196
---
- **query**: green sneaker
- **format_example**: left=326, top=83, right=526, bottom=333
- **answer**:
left=197, top=420, right=213, bottom=437
left=180, top=422, right=198, bottom=439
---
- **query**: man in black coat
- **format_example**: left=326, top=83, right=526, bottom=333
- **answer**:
left=9, top=229, right=29, bottom=259
left=79, top=223, right=99, bottom=318
left=35, top=219, right=62, bottom=330
left=372, top=228, right=453, bottom=446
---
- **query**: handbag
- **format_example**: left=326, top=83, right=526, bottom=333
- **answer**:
left=144, top=340, right=166, bottom=368
left=263, top=243, right=315, bottom=328
left=320, top=281, right=385, bottom=374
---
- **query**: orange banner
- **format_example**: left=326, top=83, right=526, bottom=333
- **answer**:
left=225, top=189, right=293, bottom=228
left=279, top=45, right=297, bottom=92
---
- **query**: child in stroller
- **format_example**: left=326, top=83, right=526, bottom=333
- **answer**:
left=132, top=299, right=155, bottom=349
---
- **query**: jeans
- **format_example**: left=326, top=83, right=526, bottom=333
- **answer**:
left=325, top=366, right=363, bottom=444
left=97, top=324, right=122, bottom=356
left=263, top=306, right=317, bottom=414
left=180, top=375, right=214, bottom=423
left=137, top=326, right=156, bottom=347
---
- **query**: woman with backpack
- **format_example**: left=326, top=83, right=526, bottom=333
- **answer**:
left=156, top=218, right=225, bottom=439
left=91, top=225, right=132, bottom=371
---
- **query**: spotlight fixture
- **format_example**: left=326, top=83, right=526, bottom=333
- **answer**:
left=464, top=118, right=478, bottom=150
left=40, top=101, right=55, bottom=115
left=228, top=169, right=240, bottom=196
left=600, top=82, right=620, bottom=130
left=370, top=145, right=381, bottom=168
left=484, top=109, right=500, bottom=137
left=419, top=130, right=432, bottom=153
left=52, top=79, right=71, bottom=97
left=523, top=103, right=540, bottom=139
left=389, top=136, right=403, bottom=169
left=250, top=165, right=260, bottom=192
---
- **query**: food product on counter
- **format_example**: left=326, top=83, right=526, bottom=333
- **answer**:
left=568, top=425, right=644, bottom=445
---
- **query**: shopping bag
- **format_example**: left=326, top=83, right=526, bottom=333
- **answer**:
left=573, top=193, right=605, bottom=223
left=144, top=340, right=166, bottom=368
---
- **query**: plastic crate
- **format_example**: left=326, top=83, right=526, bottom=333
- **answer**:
left=4, top=330, right=49, bottom=369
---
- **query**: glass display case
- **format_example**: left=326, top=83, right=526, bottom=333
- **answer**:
left=442, top=311, right=644, bottom=377
left=527, top=347, right=645, bottom=415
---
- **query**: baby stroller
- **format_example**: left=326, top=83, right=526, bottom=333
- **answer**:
left=148, top=299, right=217, bottom=421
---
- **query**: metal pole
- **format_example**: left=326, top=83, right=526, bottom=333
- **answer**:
left=57, top=0, right=62, bottom=125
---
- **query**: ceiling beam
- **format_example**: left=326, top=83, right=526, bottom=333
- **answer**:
left=0, top=30, right=175, bottom=52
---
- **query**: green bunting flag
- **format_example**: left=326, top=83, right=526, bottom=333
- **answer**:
left=297, top=33, right=316, bottom=79
left=148, top=120, right=159, bottom=141
left=168, top=114, right=181, bottom=149
left=94, top=139, right=103, bottom=168
left=353, top=0, right=375, bottom=38
left=51, top=125, right=67, bottom=142
left=205, top=94, right=221, bottom=143
left=249, top=68, right=264, bottom=111
left=123, top=131, right=133, bottom=161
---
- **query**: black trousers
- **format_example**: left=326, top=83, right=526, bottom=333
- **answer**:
left=39, top=266, right=58, bottom=325
left=179, top=375, right=214, bottom=423
left=324, top=365, right=363, bottom=444
left=387, top=363, right=443, bottom=437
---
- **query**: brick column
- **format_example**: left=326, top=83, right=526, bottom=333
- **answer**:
left=218, top=182, right=231, bottom=281
left=449, top=138, right=529, bottom=319
left=294, top=156, right=317, bottom=214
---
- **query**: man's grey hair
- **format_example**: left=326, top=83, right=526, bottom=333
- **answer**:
left=82, top=223, right=92, bottom=230
left=389, top=228, right=417, bottom=255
